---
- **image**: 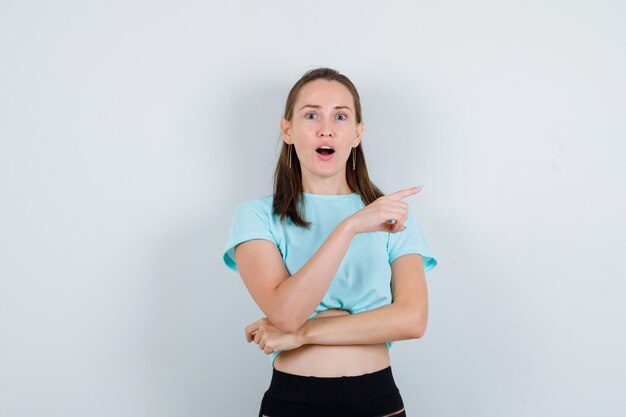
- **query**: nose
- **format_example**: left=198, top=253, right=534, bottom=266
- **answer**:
left=318, top=118, right=334, bottom=137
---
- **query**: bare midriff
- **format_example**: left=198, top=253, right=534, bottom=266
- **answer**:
left=273, top=308, right=390, bottom=377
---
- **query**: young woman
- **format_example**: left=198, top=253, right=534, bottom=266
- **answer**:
left=223, top=67, right=437, bottom=417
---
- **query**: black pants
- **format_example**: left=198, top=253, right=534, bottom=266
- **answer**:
left=258, top=366, right=406, bottom=417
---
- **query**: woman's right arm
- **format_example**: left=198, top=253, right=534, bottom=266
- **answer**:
left=235, top=219, right=355, bottom=333
left=234, top=187, right=420, bottom=333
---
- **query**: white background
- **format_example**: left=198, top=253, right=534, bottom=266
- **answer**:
left=1, top=1, right=625, bottom=416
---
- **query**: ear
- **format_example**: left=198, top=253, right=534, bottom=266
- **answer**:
left=280, top=118, right=291, bottom=144
left=354, top=120, right=364, bottom=147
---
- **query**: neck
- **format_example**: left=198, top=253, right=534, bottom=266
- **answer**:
left=301, top=168, right=352, bottom=195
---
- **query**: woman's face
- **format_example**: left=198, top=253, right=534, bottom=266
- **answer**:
left=281, top=79, right=364, bottom=179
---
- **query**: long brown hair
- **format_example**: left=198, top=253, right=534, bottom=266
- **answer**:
left=273, top=67, right=385, bottom=227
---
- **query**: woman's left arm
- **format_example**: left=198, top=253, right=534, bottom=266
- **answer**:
left=298, top=254, right=428, bottom=345
left=245, top=254, right=428, bottom=352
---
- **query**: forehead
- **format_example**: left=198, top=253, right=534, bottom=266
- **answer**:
left=295, top=79, right=354, bottom=108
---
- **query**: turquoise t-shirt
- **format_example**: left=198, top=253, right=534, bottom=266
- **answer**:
left=222, top=192, right=437, bottom=367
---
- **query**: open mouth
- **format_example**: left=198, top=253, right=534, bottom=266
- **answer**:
left=316, top=146, right=335, bottom=155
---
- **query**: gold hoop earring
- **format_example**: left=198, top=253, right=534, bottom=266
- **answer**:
left=352, top=147, right=356, bottom=170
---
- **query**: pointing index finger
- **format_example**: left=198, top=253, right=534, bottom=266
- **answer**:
left=386, top=186, right=422, bottom=200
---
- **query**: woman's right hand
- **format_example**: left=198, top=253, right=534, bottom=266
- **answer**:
left=344, top=187, right=422, bottom=235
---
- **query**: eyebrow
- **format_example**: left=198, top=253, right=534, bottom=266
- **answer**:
left=299, top=104, right=352, bottom=112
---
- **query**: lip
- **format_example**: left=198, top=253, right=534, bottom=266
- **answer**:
left=315, top=141, right=335, bottom=161
left=316, top=150, right=334, bottom=161
left=315, top=141, right=336, bottom=162
left=315, top=141, right=335, bottom=151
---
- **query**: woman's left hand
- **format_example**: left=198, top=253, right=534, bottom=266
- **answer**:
left=244, top=317, right=304, bottom=354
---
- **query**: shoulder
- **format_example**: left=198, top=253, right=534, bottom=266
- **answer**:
left=232, top=194, right=274, bottom=220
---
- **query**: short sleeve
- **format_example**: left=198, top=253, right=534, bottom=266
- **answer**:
left=387, top=209, right=437, bottom=272
left=222, top=201, right=278, bottom=272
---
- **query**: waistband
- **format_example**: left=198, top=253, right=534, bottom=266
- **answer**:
left=267, top=366, right=399, bottom=404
